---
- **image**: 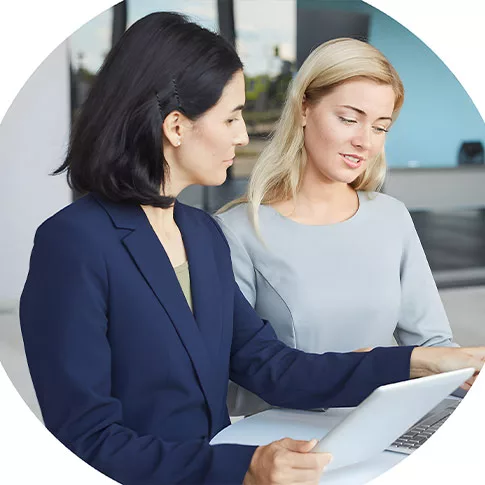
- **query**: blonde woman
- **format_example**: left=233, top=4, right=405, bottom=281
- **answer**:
left=215, top=38, right=458, bottom=417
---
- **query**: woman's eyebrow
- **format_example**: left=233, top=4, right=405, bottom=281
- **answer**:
left=232, top=104, right=245, bottom=112
left=339, top=104, right=392, bottom=122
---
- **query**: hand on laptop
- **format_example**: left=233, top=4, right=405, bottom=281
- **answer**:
left=410, top=346, right=485, bottom=389
left=243, top=437, right=332, bottom=485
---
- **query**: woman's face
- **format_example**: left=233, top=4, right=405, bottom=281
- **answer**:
left=170, top=70, right=249, bottom=189
left=301, top=78, right=396, bottom=186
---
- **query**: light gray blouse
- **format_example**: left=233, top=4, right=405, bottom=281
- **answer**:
left=215, top=191, right=456, bottom=416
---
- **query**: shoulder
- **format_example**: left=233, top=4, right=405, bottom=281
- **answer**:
left=361, top=191, right=410, bottom=220
left=213, top=203, right=253, bottom=239
left=214, top=202, right=272, bottom=238
left=214, top=203, right=252, bottom=230
left=176, top=201, right=231, bottom=250
left=213, top=203, right=265, bottom=250
left=361, top=192, right=417, bottom=243
left=35, top=194, right=114, bottom=251
left=177, top=201, right=220, bottom=230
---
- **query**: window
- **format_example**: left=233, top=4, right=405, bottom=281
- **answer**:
left=68, top=7, right=113, bottom=113
left=127, top=0, right=218, bottom=31
left=233, top=0, right=296, bottom=178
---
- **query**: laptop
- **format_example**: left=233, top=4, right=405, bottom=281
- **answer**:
left=386, top=396, right=460, bottom=454
left=312, top=368, right=474, bottom=470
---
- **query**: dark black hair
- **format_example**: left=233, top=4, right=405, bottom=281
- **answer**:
left=55, top=12, right=243, bottom=208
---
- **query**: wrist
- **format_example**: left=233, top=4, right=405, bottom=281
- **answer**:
left=243, top=446, right=263, bottom=485
left=410, top=347, right=438, bottom=378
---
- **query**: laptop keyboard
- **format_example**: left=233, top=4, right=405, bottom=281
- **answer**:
left=386, top=399, right=459, bottom=454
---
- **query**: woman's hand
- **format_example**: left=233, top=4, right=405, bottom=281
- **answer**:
left=410, top=346, right=485, bottom=389
left=243, top=438, right=332, bottom=485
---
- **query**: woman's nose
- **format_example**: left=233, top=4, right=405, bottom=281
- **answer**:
left=235, top=120, right=249, bottom=147
left=351, top=127, right=372, bottom=151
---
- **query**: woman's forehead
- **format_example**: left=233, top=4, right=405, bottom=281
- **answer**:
left=321, top=79, right=395, bottom=114
left=216, top=71, right=246, bottom=109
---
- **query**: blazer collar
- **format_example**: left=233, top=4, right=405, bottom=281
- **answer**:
left=91, top=193, right=145, bottom=230
left=92, top=193, right=225, bottom=436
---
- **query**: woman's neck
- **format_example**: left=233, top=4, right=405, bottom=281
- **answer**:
left=141, top=205, right=177, bottom=237
left=141, top=204, right=188, bottom=267
left=140, top=176, right=181, bottom=235
left=272, top=167, right=359, bottom=225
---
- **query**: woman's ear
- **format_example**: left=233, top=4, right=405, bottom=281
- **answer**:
left=162, top=111, right=185, bottom=147
left=301, top=95, right=308, bottom=127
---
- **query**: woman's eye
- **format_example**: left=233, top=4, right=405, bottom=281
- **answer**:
left=339, top=116, right=357, bottom=124
left=373, top=126, right=389, bottom=134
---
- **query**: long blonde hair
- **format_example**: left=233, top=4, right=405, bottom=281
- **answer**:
left=218, top=37, right=404, bottom=233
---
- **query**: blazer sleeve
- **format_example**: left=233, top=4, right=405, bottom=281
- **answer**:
left=394, top=206, right=458, bottom=348
left=20, top=219, right=256, bottom=485
left=229, top=283, right=415, bottom=408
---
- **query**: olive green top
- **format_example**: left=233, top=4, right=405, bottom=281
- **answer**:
left=174, top=260, right=193, bottom=312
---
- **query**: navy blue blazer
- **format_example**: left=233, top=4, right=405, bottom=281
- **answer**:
left=20, top=193, right=413, bottom=485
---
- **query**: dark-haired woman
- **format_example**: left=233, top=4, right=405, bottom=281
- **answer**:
left=20, top=12, right=485, bottom=485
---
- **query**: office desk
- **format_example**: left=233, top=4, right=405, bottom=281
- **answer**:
left=210, top=408, right=406, bottom=485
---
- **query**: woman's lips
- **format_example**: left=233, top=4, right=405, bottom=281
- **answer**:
left=340, top=153, right=363, bottom=169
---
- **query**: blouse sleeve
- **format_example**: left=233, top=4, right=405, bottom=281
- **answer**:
left=214, top=214, right=257, bottom=307
left=395, top=205, right=458, bottom=348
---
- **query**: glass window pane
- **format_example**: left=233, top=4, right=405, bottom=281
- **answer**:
left=233, top=0, right=296, bottom=178
left=68, top=8, right=113, bottom=111
left=127, top=0, right=218, bottom=31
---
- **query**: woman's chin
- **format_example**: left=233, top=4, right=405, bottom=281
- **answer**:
left=331, top=168, right=365, bottom=185
left=210, top=171, right=229, bottom=187
left=195, top=178, right=225, bottom=190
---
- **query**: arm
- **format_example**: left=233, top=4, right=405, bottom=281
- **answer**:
left=20, top=219, right=255, bottom=485
left=395, top=206, right=458, bottom=348
left=209, top=211, right=414, bottom=409
left=230, top=281, right=415, bottom=409
left=214, top=214, right=257, bottom=306
left=215, top=214, right=273, bottom=416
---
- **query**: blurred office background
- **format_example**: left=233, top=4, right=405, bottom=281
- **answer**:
left=1, top=0, right=484, bottom=419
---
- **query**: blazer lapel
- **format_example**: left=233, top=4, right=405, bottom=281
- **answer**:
left=174, top=202, right=224, bottom=360
left=93, top=194, right=223, bottom=435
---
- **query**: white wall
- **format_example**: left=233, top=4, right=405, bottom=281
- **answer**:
left=385, top=167, right=485, bottom=211
left=0, top=41, right=71, bottom=305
